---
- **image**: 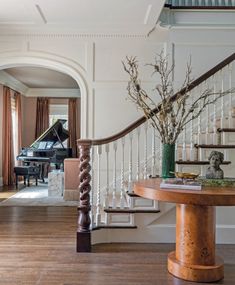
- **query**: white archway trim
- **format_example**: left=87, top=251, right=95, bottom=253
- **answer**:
left=0, top=54, right=89, bottom=138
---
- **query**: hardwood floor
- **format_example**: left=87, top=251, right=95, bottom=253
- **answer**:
left=0, top=183, right=24, bottom=201
left=0, top=206, right=234, bottom=284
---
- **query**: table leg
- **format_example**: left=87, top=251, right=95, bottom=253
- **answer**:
left=168, top=204, right=224, bottom=282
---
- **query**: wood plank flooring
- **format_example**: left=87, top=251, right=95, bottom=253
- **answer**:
left=0, top=206, right=234, bottom=284
left=0, top=184, right=19, bottom=201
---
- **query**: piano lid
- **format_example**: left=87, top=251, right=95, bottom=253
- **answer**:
left=30, top=119, right=69, bottom=149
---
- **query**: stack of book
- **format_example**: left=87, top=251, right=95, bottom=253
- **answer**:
left=160, top=178, right=202, bottom=190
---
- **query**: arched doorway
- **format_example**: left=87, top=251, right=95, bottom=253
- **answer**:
left=0, top=54, right=89, bottom=138
left=0, top=53, right=89, bottom=198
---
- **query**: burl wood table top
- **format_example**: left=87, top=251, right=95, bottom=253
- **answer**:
left=134, top=178, right=235, bottom=206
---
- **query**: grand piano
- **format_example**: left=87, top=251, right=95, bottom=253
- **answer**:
left=17, top=119, right=72, bottom=181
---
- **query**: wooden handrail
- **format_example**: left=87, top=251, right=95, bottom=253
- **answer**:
left=78, top=53, right=235, bottom=146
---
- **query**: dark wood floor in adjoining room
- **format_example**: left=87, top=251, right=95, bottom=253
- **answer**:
left=0, top=206, right=234, bottom=285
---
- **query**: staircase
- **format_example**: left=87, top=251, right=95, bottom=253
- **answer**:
left=165, top=0, right=235, bottom=8
left=76, top=53, right=235, bottom=252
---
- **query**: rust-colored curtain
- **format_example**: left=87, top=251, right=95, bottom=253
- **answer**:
left=68, top=98, right=78, bottom=157
left=35, top=97, right=49, bottom=139
left=15, top=92, right=22, bottom=157
left=2, top=86, right=14, bottom=185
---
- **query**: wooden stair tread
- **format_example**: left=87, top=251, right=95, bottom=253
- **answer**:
left=93, top=225, right=137, bottom=230
left=195, top=144, right=235, bottom=149
left=176, top=160, right=231, bottom=165
left=217, top=128, right=235, bottom=133
left=104, top=207, right=160, bottom=214
left=126, top=191, right=140, bottom=197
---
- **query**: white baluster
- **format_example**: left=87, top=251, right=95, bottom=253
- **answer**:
left=220, top=69, right=225, bottom=129
left=190, top=90, right=195, bottom=161
left=104, top=144, right=110, bottom=209
left=136, top=127, right=141, bottom=181
left=175, top=140, right=178, bottom=161
left=205, top=80, right=210, bottom=144
left=90, top=146, right=95, bottom=228
left=144, top=122, right=148, bottom=179
left=128, top=132, right=133, bottom=193
left=176, top=134, right=183, bottom=171
left=229, top=63, right=233, bottom=128
left=120, top=137, right=125, bottom=209
left=182, top=126, right=187, bottom=161
left=112, top=141, right=117, bottom=209
left=197, top=88, right=203, bottom=161
left=213, top=75, right=218, bottom=144
left=151, top=127, right=157, bottom=177
left=159, top=141, right=163, bottom=177
left=197, top=90, right=202, bottom=145
left=96, top=145, right=102, bottom=226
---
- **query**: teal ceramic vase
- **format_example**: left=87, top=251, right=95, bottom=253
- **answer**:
left=162, top=144, right=175, bottom=179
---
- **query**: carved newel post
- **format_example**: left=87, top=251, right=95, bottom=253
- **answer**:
left=77, top=140, right=92, bottom=252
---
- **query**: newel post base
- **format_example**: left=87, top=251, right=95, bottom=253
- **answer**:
left=76, top=140, right=92, bottom=252
left=77, top=232, right=91, bottom=252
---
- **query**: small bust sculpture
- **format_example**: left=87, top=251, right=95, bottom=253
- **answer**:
left=206, top=151, right=224, bottom=179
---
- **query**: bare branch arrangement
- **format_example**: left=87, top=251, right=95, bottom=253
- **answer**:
left=123, top=51, right=235, bottom=144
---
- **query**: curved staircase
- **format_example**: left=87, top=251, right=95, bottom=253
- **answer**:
left=76, top=53, right=235, bottom=252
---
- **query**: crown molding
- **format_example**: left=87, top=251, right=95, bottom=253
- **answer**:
left=0, top=70, right=28, bottom=94
left=0, top=72, right=80, bottom=98
left=0, top=23, right=151, bottom=38
left=0, top=32, right=148, bottom=39
left=26, top=88, right=80, bottom=98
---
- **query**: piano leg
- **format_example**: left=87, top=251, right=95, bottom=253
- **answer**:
left=39, top=163, right=46, bottom=183
left=16, top=175, right=18, bottom=188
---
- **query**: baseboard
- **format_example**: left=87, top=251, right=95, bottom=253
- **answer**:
left=92, top=224, right=176, bottom=244
left=0, top=177, right=2, bottom=186
left=216, top=225, right=235, bottom=244
left=92, top=224, right=235, bottom=245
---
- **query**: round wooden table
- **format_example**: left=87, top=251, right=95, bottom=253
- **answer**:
left=134, top=178, right=235, bottom=283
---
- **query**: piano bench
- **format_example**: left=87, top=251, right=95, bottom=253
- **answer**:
left=14, top=166, right=40, bottom=188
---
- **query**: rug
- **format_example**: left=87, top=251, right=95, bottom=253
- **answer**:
left=0, top=185, right=78, bottom=207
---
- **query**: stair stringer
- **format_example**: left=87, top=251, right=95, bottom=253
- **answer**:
left=92, top=202, right=176, bottom=244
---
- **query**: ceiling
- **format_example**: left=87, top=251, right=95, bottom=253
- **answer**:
left=0, top=0, right=166, bottom=35
left=0, top=1, right=166, bottom=89
left=4, top=67, right=79, bottom=89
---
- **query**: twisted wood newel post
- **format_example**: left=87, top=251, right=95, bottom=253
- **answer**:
left=77, top=140, right=92, bottom=252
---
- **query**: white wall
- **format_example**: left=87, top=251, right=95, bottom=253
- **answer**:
left=0, top=33, right=169, bottom=139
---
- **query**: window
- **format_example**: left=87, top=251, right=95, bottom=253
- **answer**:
left=49, top=104, right=68, bottom=128
left=49, top=104, right=68, bottom=147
